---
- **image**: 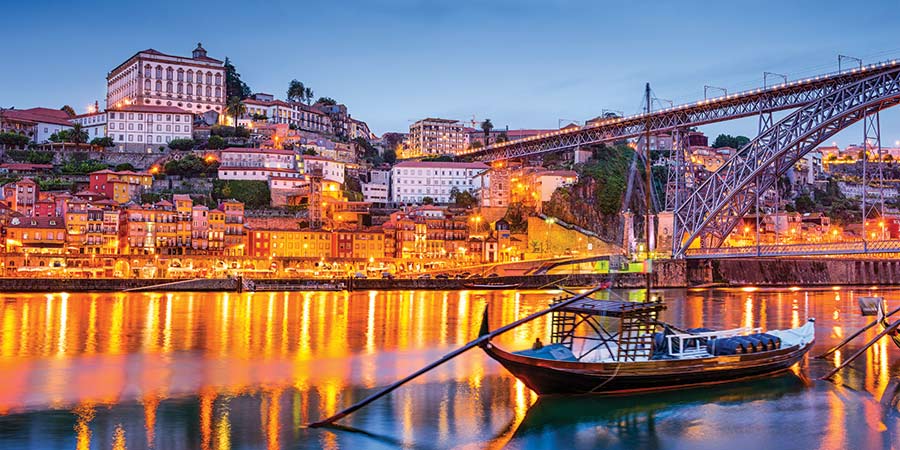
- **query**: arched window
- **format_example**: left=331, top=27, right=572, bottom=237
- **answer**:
left=177, top=68, right=184, bottom=81
left=166, top=81, right=173, bottom=93
left=186, top=84, right=193, bottom=95
left=206, top=72, right=212, bottom=84
left=214, top=87, right=221, bottom=98
left=177, top=83, right=183, bottom=94
left=144, top=79, right=151, bottom=90
left=166, top=67, right=173, bottom=80
left=155, top=80, right=162, bottom=91
left=206, top=86, right=212, bottom=97
left=156, top=65, right=163, bottom=78
left=215, top=73, right=222, bottom=86
left=144, top=65, right=152, bottom=77
left=187, top=70, right=193, bottom=82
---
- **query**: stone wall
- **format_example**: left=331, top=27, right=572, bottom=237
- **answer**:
left=703, top=258, right=900, bottom=286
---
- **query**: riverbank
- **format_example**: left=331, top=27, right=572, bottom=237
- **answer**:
left=3, top=258, right=898, bottom=292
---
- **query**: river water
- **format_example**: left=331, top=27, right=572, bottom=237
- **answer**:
left=0, top=287, right=898, bottom=449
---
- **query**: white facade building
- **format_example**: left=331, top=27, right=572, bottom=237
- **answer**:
left=407, top=118, right=469, bottom=156
left=302, top=155, right=345, bottom=184
left=390, top=161, right=488, bottom=204
left=106, top=105, right=193, bottom=151
left=70, top=111, right=107, bottom=141
left=0, top=108, right=73, bottom=144
left=106, top=43, right=226, bottom=117
left=217, top=148, right=302, bottom=181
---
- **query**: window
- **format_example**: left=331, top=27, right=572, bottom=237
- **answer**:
left=177, top=69, right=184, bottom=81
left=177, top=83, right=183, bottom=94
left=166, top=81, right=173, bottom=93
left=156, top=66, right=162, bottom=78
left=166, top=67, right=173, bottom=80
left=138, top=113, right=143, bottom=120
left=144, top=79, right=151, bottom=90
left=214, top=87, right=221, bottom=98
left=186, top=85, right=193, bottom=95
left=206, top=72, right=212, bottom=84
left=215, top=73, right=222, bottom=85
left=144, top=65, right=151, bottom=77
left=187, top=70, right=193, bottom=82
left=155, top=80, right=162, bottom=91
left=205, top=86, right=211, bottom=97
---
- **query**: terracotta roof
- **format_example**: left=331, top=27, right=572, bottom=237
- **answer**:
left=0, top=163, right=53, bottom=171
left=0, top=107, right=73, bottom=126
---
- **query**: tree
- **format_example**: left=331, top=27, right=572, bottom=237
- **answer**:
left=422, top=196, right=434, bottom=205
left=168, top=138, right=196, bottom=151
left=224, top=57, right=251, bottom=99
left=207, top=135, right=227, bottom=149
left=60, top=105, right=76, bottom=117
left=226, top=97, right=246, bottom=129
left=115, top=163, right=136, bottom=171
left=712, top=134, right=750, bottom=149
left=212, top=180, right=270, bottom=209
left=468, top=141, right=484, bottom=150
left=90, top=137, right=114, bottom=147
left=302, top=148, right=318, bottom=156
left=450, top=188, right=477, bottom=209
left=164, top=154, right=218, bottom=177
left=481, top=119, right=494, bottom=146
left=383, top=148, right=397, bottom=165
left=49, top=124, right=88, bottom=144
left=0, top=132, right=31, bottom=148
left=495, top=131, right=509, bottom=143
left=287, top=80, right=314, bottom=104
left=316, top=97, right=337, bottom=106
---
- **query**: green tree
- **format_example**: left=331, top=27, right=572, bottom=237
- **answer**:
left=712, top=134, right=750, bottom=149
left=316, top=97, right=337, bottom=106
left=224, top=57, right=251, bottom=99
left=0, top=132, right=31, bottom=148
left=207, top=135, right=227, bottom=149
left=481, top=119, right=494, bottom=146
left=226, top=97, right=246, bottom=130
left=495, top=131, right=509, bottom=143
left=60, top=105, right=76, bottom=117
left=90, top=137, right=114, bottom=147
left=212, top=180, right=270, bottom=209
left=383, top=148, right=397, bottom=164
left=450, top=188, right=477, bottom=208
left=167, top=138, right=196, bottom=151
left=115, top=163, right=136, bottom=171
left=422, top=196, right=434, bottom=205
left=287, top=80, right=314, bottom=104
left=302, top=148, right=318, bottom=156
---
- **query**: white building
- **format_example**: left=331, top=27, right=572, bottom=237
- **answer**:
left=390, top=161, right=488, bottom=204
left=217, top=148, right=302, bottom=181
left=105, top=105, right=193, bottom=151
left=408, top=118, right=469, bottom=156
left=69, top=111, right=107, bottom=141
left=535, top=170, right=578, bottom=202
left=106, top=43, right=226, bottom=117
left=0, top=108, right=73, bottom=144
left=302, top=155, right=345, bottom=184
left=240, top=94, right=332, bottom=134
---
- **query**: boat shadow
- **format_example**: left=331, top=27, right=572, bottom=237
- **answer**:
left=507, top=373, right=808, bottom=444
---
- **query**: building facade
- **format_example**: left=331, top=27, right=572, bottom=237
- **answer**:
left=105, top=105, right=193, bottom=151
left=408, top=118, right=469, bottom=155
left=106, top=43, right=226, bottom=117
left=390, top=161, right=488, bottom=204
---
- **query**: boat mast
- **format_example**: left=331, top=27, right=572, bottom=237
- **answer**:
left=644, top=83, right=653, bottom=299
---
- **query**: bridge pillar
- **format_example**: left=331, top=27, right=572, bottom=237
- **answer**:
left=573, top=146, right=591, bottom=164
left=657, top=211, right=674, bottom=258
left=623, top=212, right=636, bottom=257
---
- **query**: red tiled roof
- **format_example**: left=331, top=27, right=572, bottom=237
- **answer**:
left=0, top=107, right=73, bottom=126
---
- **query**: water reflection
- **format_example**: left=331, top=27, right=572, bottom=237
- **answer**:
left=1, top=288, right=900, bottom=448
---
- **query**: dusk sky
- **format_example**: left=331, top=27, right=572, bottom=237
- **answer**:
left=2, top=0, right=899, bottom=143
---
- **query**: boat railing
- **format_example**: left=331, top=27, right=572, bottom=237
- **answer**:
left=666, top=327, right=762, bottom=358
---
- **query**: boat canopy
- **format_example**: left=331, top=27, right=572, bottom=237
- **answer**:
left=557, top=298, right=666, bottom=318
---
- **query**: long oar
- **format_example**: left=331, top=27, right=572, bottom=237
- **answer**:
left=308, top=284, right=608, bottom=428
left=815, top=305, right=900, bottom=359
left=821, top=318, right=900, bottom=380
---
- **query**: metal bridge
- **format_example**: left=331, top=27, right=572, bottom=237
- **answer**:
left=462, top=58, right=900, bottom=259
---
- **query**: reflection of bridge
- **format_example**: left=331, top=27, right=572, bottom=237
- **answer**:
left=463, top=58, right=900, bottom=258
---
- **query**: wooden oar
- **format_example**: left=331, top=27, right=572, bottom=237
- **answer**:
left=815, top=305, right=900, bottom=359
left=308, top=284, right=608, bottom=428
left=821, top=318, right=900, bottom=380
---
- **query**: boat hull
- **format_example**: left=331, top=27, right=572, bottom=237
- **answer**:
left=480, top=340, right=814, bottom=395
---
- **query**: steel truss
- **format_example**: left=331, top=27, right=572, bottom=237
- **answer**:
left=861, top=111, right=885, bottom=239
left=674, top=67, right=900, bottom=257
left=463, top=62, right=900, bottom=162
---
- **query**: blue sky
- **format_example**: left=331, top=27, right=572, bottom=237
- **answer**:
left=2, top=0, right=899, bottom=144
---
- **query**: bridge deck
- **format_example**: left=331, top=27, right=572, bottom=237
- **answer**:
left=684, top=240, right=900, bottom=259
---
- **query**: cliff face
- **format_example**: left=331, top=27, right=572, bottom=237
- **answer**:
left=542, top=144, right=637, bottom=243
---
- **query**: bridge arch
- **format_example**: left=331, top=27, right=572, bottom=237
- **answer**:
left=675, top=67, right=900, bottom=257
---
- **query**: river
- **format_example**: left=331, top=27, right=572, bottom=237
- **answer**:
left=0, top=287, right=898, bottom=449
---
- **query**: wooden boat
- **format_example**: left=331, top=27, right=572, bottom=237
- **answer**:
left=463, top=282, right=523, bottom=290
left=479, top=296, right=815, bottom=395
left=873, top=299, right=900, bottom=349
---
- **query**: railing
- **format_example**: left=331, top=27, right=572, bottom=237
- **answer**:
left=684, top=240, right=900, bottom=258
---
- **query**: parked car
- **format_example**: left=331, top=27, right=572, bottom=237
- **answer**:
left=381, top=272, right=395, bottom=280
left=435, top=274, right=450, bottom=279
left=354, top=272, right=367, bottom=279
left=417, top=274, right=432, bottom=280
left=487, top=273, right=499, bottom=278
